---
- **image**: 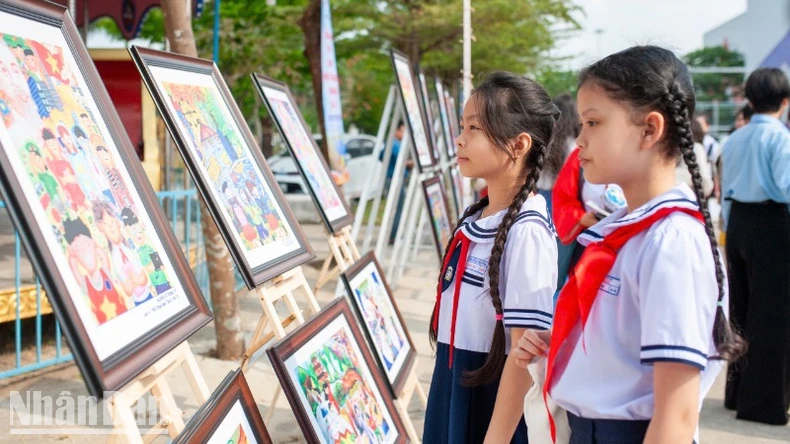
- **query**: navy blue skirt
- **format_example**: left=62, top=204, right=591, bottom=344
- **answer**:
left=567, top=412, right=697, bottom=444
left=423, top=343, right=529, bottom=444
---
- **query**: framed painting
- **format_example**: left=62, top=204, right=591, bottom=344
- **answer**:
left=0, top=0, right=212, bottom=396
left=445, top=92, right=460, bottom=148
left=267, top=298, right=409, bottom=444
left=252, top=74, right=353, bottom=234
left=434, top=79, right=456, bottom=159
left=340, top=252, right=415, bottom=396
left=390, top=50, right=435, bottom=172
left=174, top=369, right=273, bottom=444
left=417, top=71, right=438, bottom=163
left=130, top=46, right=314, bottom=289
left=421, top=174, right=454, bottom=260
left=449, top=164, right=464, bottom=218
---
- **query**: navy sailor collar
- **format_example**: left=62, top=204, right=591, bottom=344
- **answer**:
left=578, top=183, right=700, bottom=246
left=457, top=193, right=556, bottom=244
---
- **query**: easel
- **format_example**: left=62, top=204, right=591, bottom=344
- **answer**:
left=313, top=226, right=362, bottom=294
left=394, top=360, right=429, bottom=443
left=238, top=266, right=320, bottom=422
left=108, top=341, right=210, bottom=444
left=351, top=85, right=401, bottom=253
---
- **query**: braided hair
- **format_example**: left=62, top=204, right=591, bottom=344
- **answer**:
left=429, top=71, right=561, bottom=386
left=579, top=46, right=746, bottom=361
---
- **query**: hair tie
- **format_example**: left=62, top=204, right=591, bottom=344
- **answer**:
left=495, top=314, right=503, bottom=321
left=717, top=300, right=725, bottom=308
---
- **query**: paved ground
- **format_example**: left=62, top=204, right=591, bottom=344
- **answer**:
left=0, top=220, right=788, bottom=443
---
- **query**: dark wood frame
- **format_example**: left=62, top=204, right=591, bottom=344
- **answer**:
left=130, top=46, right=315, bottom=289
left=445, top=93, right=460, bottom=148
left=267, top=298, right=409, bottom=444
left=421, top=174, right=454, bottom=260
left=340, top=252, right=416, bottom=397
left=0, top=0, right=211, bottom=397
left=417, top=70, right=439, bottom=164
left=434, top=78, right=457, bottom=159
left=390, top=49, right=436, bottom=173
left=173, top=369, right=272, bottom=444
left=251, top=74, right=354, bottom=234
left=448, top=163, right=464, bottom=219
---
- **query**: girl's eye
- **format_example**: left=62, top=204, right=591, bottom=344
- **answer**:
left=586, top=121, right=597, bottom=128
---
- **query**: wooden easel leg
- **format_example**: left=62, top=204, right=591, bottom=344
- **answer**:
left=314, top=252, right=335, bottom=294
left=396, top=397, right=422, bottom=444
left=109, top=392, right=144, bottom=444
left=265, top=386, right=282, bottom=423
left=182, top=347, right=211, bottom=403
left=241, top=314, right=271, bottom=371
left=150, top=379, right=185, bottom=437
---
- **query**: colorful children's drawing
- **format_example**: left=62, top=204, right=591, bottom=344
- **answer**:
left=265, top=90, right=346, bottom=223
left=159, top=82, right=295, bottom=253
left=426, top=182, right=451, bottom=249
left=289, top=323, right=396, bottom=444
left=392, top=56, right=432, bottom=168
left=349, top=264, right=409, bottom=381
left=0, top=33, right=179, bottom=330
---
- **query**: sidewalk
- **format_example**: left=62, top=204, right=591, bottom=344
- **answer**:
left=0, top=221, right=788, bottom=442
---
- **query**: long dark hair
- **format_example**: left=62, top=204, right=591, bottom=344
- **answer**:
left=544, top=93, right=580, bottom=178
left=429, top=71, right=561, bottom=385
left=578, top=45, right=746, bottom=361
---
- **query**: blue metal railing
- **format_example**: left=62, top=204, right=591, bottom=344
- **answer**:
left=0, top=188, right=211, bottom=381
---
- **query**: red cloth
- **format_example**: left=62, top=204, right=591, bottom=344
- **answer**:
left=552, top=149, right=587, bottom=245
left=543, top=206, right=704, bottom=441
left=433, top=230, right=472, bottom=368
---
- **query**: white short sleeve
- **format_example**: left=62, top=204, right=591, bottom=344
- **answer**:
left=501, top=221, right=558, bottom=331
left=638, top=215, right=720, bottom=370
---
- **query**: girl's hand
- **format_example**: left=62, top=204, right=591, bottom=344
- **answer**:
left=580, top=211, right=599, bottom=228
left=513, top=329, right=551, bottom=369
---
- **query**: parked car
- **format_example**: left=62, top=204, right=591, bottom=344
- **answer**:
left=268, top=134, right=379, bottom=200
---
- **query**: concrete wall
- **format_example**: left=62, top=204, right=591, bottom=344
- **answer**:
left=703, top=0, right=790, bottom=72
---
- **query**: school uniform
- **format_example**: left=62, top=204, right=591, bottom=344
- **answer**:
left=424, top=194, right=558, bottom=444
left=721, top=114, right=790, bottom=425
left=547, top=184, right=724, bottom=443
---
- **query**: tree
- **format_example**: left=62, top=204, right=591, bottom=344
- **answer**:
left=330, top=0, right=580, bottom=133
left=534, top=68, right=579, bottom=98
left=684, top=46, right=745, bottom=102
left=160, top=0, right=244, bottom=360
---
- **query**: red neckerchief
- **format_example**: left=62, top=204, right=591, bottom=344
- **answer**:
left=543, top=206, right=704, bottom=441
left=432, top=229, right=472, bottom=368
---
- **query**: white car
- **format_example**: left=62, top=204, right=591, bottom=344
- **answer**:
left=268, top=134, right=379, bottom=200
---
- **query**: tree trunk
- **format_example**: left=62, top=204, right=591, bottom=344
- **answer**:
left=161, top=0, right=244, bottom=360
left=297, top=0, right=330, bottom=162
left=260, top=116, right=274, bottom=158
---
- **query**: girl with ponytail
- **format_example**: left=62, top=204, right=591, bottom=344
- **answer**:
left=424, top=71, right=561, bottom=443
left=513, top=45, right=747, bottom=443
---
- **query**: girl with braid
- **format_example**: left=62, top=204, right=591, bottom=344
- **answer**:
left=514, top=46, right=747, bottom=443
left=424, top=71, right=561, bottom=443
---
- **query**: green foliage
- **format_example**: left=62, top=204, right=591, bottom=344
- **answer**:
left=91, top=0, right=580, bottom=136
left=534, top=68, right=579, bottom=98
left=684, top=46, right=745, bottom=101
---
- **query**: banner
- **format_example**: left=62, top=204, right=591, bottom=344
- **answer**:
left=321, top=0, right=346, bottom=167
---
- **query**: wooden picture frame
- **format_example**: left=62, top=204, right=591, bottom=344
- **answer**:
left=174, top=369, right=273, bottom=444
left=417, top=70, right=439, bottom=164
left=130, top=46, right=315, bottom=289
left=267, top=297, right=410, bottom=444
left=445, top=92, right=460, bottom=149
left=340, top=252, right=416, bottom=397
left=0, top=0, right=212, bottom=397
left=390, top=50, right=435, bottom=172
left=449, top=163, right=464, bottom=219
left=434, top=78, right=456, bottom=159
left=421, top=174, right=454, bottom=260
left=252, top=74, right=354, bottom=234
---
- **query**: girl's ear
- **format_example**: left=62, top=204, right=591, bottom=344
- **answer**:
left=641, top=110, right=666, bottom=151
left=512, top=132, right=533, bottom=161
